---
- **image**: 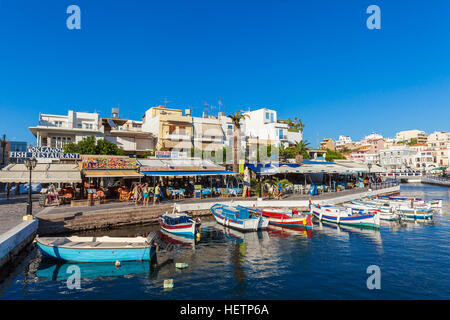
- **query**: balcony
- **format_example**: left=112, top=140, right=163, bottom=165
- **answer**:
left=194, top=135, right=223, bottom=143
left=165, top=133, right=191, bottom=141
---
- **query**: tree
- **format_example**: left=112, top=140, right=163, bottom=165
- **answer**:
left=294, top=140, right=310, bottom=159
left=324, top=149, right=346, bottom=162
left=227, top=111, right=249, bottom=173
left=63, top=136, right=125, bottom=155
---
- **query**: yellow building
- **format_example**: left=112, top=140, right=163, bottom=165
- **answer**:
left=142, top=105, right=193, bottom=151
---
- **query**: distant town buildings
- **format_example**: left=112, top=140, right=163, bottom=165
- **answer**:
left=333, top=129, right=450, bottom=172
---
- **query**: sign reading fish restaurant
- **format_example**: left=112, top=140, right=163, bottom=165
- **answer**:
left=10, top=147, right=80, bottom=159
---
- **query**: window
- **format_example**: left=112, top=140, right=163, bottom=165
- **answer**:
left=179, top=126, right=186, bottom=135
left=77, top=123, right=82, bottom=128
left=270, top=113, right=274, bottom=122
left=169, top=126, right=176, bottom=134
left=279, top=129, right=284, bottom=139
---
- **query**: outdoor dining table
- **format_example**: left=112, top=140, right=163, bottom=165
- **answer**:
left=170, top=189, right=185, bottom=199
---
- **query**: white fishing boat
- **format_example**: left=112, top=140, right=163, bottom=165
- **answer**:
left=357, top=199, right=433, bottom=221
left=310, top=203, right=380, bottom=229
left=348, top=200, right=400, bottom=221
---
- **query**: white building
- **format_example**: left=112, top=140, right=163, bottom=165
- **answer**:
left=379, top=146, right=417, bottom=172
left=30, top=109, right=156, bottom=155
left=427, top=131, right=450, bottom=148
left=29, top=111, right=102, bottom=148
left=242, top=108, right=301, bottom=148
left=336, top=135, right=352, bottom=146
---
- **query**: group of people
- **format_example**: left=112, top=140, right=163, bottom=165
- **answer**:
left=131, top=182, right=162, bottom=206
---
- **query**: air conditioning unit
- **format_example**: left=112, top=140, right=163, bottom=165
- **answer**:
left=185, top=109, right=192, bottom=116
left=112, top=108, right=119, bottom=118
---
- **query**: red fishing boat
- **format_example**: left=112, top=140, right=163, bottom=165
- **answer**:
left=248, top=207, right=313, bottom=229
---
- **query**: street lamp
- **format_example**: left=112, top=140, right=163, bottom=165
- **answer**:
left=24, top=157, right=37, bottom=217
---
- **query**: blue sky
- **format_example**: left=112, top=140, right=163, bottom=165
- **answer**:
left=0, top=0, right=449, bottom=147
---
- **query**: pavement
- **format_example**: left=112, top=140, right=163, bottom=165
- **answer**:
left=0, top=194, right=42, bottom=235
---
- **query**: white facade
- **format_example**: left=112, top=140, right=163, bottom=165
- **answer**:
left=379, top=146, right=417, bottom=172
left=395, top=129, right=427, bottom=143
left=29, top=111, right=101, bottom=148
left=336, top=135, right=352, bottom=146
left=242, top=108, right=300, bottom=147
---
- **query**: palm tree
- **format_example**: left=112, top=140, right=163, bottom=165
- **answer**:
left=227, top=110, right=249, bottom=173
left=294, top=116, right=305, bottom=133
left=294, top=140, right=310, bottom=164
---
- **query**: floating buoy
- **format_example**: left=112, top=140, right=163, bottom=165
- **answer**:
left=196, top=232, right=201, bottom=239
left=115, top=260, right=121, bottom=268
left=163, top=279, right=174, bottom=288
left=175, top=263, right=188, bottom=269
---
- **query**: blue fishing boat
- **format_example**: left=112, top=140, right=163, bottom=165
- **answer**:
left=210, top=204, right=269, bottom=231
left=36, top=235, right=157, bottom=262
left=158, top=212, right=200, bottom=238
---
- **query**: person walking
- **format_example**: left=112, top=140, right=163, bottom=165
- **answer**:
left=153, top=183, right=161, bottom=205
left=143, top=183, right=149, bottom=206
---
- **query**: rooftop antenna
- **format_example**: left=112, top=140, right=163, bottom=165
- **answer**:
left=203, top=101, right=209, bottom=117
left=218, top=97, right=223, bottom=113
left=162, top=97, right=172, bottom=107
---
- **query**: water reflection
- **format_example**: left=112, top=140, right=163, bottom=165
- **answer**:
left=316, top=220, right=383, bottom=250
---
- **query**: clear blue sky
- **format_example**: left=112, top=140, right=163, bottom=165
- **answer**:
left=1, top=0, right=449, bottom=147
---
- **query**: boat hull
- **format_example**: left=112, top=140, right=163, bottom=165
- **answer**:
left=310, top=204, right=380, bottom=229
left=37, top=241, right=155, bottom=262
left=211, top=204, right=269, bottom=231
left=159, top=221, right=196, bottom=238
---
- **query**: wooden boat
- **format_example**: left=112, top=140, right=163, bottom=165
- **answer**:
left=348, top=200, right=400, bottom=221
left=36, top=235, right=157, bottom=262
left=249, top=207, right=313, bottom=229
left=358, top=198, right=434, bottom=221
left=158, top=212, right=200, bottom=238
left=370, top=195, right=442, bottom=209
left=210, top=204, right=269, bottom=231
left=310, top=203, right=380, bottom=229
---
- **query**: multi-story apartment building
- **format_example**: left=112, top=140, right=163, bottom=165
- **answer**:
left=320, top=138, right=335, bottom=151
left=29, top=111, right=102, bottom=148
left=242, top=108, right=291, bottom=148
left=142, top=105, right=193, bottom=152
left=336, top=135, right=352, bottom=147
left=379, top=146, right=417, bottom=171
left=101, top=109, right=155, bottom=155
left=192, top=115, right=224, bottom=152
left=395, top=129, right=427, bottom=144
left=427, top=131, right=450, bottom=148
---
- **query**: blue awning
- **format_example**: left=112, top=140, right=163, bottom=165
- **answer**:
left=141, top=170, right=239, bottom=177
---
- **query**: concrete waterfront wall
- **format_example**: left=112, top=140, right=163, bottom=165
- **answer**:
left=175, top=185, right=401, bottom=212
left=0, top=219, right=38, bottom=271
left=421, top=177, right=450, bottom=187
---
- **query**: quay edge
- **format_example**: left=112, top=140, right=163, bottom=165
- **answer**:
left=0, top=219, right=38, bottom=274
left=35, top=185, right=400, bottom=235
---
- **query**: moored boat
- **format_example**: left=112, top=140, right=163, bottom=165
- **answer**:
left=310, top=203, right=380, bottom=229
left=359, top=198, right=434, bottom=221
left=210, top=204, right=269, bottom=231
left=370, top=195, right=442, bottom=209
left=249, top=207, right=313, bottom=229
left=158, top=212, right=200, bottom=238
left=36, top=235, right=157, bottom=262
left=348, top=200, right=400, bottom=221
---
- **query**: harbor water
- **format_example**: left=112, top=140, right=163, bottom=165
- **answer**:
left=0, top=184, right=449, bottom=299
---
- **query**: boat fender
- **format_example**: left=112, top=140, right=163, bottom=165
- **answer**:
left=115, top=260, right=121, bottom=268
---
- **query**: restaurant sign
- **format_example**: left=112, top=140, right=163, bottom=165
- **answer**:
left=82, top=157, right=138, bottom=169
left=155, top=151, right=187, bottom=159
left=10, top=147, right=80, bottom=159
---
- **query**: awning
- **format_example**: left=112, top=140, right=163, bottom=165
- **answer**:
left=142, top=170, right=238, bottom=177
left=0, top=163, right=82, bottom=183
left=83, top=170, right=143, bottom=178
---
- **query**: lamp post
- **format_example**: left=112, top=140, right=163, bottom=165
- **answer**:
left=24, top=157, right=37, bottom=217
left=0, top=134, right=6, bottom=166
left=367, top=163, right=372, bottom=188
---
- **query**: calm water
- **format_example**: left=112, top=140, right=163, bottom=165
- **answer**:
left=1, top=184, right=449, bottom=300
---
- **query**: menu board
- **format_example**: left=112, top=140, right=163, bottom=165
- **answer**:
left=82, top=157, right=138, bottom=169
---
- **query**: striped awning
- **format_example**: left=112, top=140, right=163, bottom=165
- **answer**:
left=0, top=163, right=82, bottom=183
left=83, top=170, right=143, bottom=178
left=142, top=170, right=238, bottom=177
